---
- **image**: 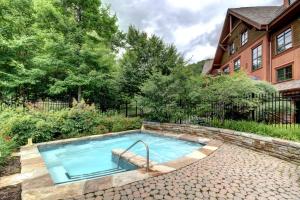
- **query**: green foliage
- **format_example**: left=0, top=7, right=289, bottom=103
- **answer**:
left=209, top=120, right=300, bottom=142
left=8, top=115, right=41, bottom=146
left=0, top=0, right=191, bottom=112
left=0, top=101, right=142, bottom=146
left=139, top=73, right=175, bottom=122
left=202, top=72, right=261, bottom=102
left=119, top=26, right=185, bottom=99
left=200, top=73, right=277, bottom=122
left=98, top=115, right=142, bottom=132
left=185, top=60, right=205, bottom=74
left=0, top=137, right=16, bottom=168
left=0, top=0, right=124, bottom=108
left=0, top=0, right=45, bottom=98
left=139, top=71, right=278, bottom=123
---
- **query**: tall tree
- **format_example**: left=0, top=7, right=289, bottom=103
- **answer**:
left=33, top=0, right=123, bottom=103
left=0, top=0, right=44, bottom=100
left=119, top=26, right=185, bottom=100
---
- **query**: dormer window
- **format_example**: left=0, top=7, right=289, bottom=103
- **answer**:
left=229, top=43, right=235, bottom=55
left=241, top=30, right=248, bottom=46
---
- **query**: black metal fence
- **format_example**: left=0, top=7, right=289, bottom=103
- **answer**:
left=141, top=91, right=300, bottom=128
left=1, top=91, right=300, bottom=128
left=0, top=98, right=143, bottom=117
left=207, top=91, right=300, bottom=128
left=0, top=99, right=70, bottom=112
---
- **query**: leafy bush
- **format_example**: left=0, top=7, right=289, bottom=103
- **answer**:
left=140, top=71, right=278, bottom=123
left=111, top=116, right=142, bottom=132
left=58, top=101, right=100, bottom=138
left=209, top=120, right=300, bottom=142
left=0, top=100, right=142, bottom=146
left=0, top=137, right=15, bottom=168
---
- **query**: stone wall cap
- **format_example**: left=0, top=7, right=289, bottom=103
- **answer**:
left=143, top=122, right=300, bottom=148
left=233, top=131, right=273, bottom=142
left=272, top=138, right=300, bottom=148
left=201, top=126, right=221, bottom=132
left=143, top=121, right=160, bottom=125
left=218, top=128, right=235, bottom=134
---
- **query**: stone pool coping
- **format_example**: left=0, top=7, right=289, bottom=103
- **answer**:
left=18, top=129, right=222, bottom=200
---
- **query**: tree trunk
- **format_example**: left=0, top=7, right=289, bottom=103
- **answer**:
left=75, top=5, right=82, bottom=104
left=78, top=86, right=82, bottom=102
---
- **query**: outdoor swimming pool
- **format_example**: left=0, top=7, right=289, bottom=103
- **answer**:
left=39, top=132, right=203, bottom=184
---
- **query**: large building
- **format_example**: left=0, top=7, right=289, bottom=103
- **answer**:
left=209, top=0, right=300, bottom=123
left=210, top=0, right=300, bottom=92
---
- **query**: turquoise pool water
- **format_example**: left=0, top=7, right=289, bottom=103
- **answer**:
left=39, top=132, right=203, bottom=184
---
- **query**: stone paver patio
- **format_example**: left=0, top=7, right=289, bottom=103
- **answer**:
left=68, top=144, right=300, bottom=200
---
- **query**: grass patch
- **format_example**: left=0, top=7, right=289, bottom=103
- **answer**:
left=209, top=120, right=300, bottom=142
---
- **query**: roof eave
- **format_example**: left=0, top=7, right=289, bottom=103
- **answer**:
left=269, top=1, right=300, bottom=29
left=211, top=11, right=230, bottom=73
left=228, top=10, right=264, bottom=30
left=211, top=9, right=267, bottom=74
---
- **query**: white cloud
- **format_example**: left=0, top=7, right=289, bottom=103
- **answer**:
left=103, top=0, right=282, bottom=63
left=165, top=0, right=215, bottom=11
left=185, top=44, right=217, bottom=62
left=173, top=15, right=223, bottom=47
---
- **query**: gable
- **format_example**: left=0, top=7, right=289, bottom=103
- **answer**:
left=212, top=6, right=284, bottom=70
left=220, top=23, right=266, bottom=66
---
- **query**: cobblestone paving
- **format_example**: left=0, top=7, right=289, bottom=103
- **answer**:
left=69, top=144, right=300, bottom=200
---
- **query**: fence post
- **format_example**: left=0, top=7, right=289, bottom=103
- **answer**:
left=135, top=100, right=138, bottom=117
left=179, top=98, right=182, bottom=124
left=251, top=93, right=255, bottom=121
left=125, top=102, right=128, bottom=117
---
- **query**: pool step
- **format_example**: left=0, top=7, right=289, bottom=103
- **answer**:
left=65, top=168, right=128, bottom=180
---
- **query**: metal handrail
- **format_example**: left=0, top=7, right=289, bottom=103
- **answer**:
left=117, top=140, right=150, bottom=172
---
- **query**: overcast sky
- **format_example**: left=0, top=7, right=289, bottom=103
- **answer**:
left=103, top=0, right=282, bottom=63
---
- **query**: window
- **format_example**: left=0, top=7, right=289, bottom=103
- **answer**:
left=277, top=66, right=292, bottom=82
left=223, top=66, right=230, bottom=74
left=252, top=45, right=262, bottom=70
left=277, top=28, right=292, bottom=53
left=241, top=30, right=248, bottom=46
left=234, top=59, right=241, bottom=71
left=229, top=43, right=235, bottom=55
left=289, top=0, right=296, bottom=5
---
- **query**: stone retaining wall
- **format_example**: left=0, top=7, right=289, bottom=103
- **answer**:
left=143, top=122, right=300, bottom=164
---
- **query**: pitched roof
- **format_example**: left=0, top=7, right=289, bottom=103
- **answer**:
left=211, top=1, right=300, bottom=74
left=229, top=6, right=285, bottom=26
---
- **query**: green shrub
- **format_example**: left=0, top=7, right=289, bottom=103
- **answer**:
left=7, top=115, right=40, bottom=146
left=33, top=120, right=55, bottom=143
left=111, top=116, right=142, bottom=132
left=209, top=120, right=300, bottom=141
left=0, top=100, right=143, bottom=147
left=0, top=137, right=15, bottom=168
left=92, top=125, right=109, bottom=135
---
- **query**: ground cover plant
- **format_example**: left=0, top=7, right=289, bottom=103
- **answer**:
left=209, top=119, right=300, bottom=142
